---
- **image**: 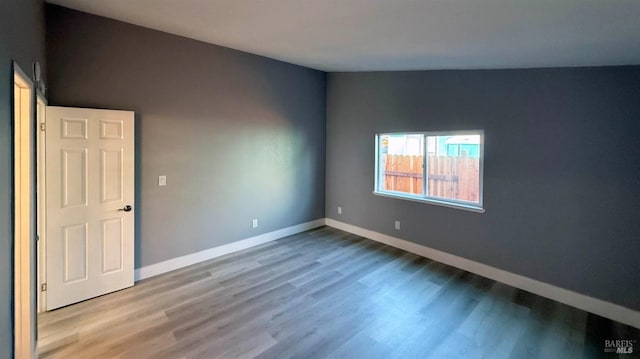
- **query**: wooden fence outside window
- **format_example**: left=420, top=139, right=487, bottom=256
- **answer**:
left=383, top=154, right=480, bottom=203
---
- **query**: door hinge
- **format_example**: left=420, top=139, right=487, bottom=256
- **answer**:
left=40, top=123, right=46, bottom=131
left=41, top=283, right=47, bottom=292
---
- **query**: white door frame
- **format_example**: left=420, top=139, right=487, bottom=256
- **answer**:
left=13, top=62, right=35, bottom=359
left=36, top=94, right=47, bottom=313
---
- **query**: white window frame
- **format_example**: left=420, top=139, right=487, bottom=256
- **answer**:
left=374, top=130, right=485, bottom=213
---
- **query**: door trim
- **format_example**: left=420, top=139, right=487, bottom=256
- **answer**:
left=13, top=62, right=35, bottom=359
left=36, top=94, right=47, bottom=313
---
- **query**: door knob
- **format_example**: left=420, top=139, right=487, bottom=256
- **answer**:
left=119, top=205, right=133, bottom=212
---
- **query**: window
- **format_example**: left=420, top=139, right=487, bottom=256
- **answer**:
left=375, top=131, right=484, bottom=212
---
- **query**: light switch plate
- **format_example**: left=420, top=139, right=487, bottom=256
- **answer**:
left=158, top=175, right=167, bottom=186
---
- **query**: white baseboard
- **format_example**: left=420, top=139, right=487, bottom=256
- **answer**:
left=325, top=218, right=640, bottom=329
left=134, top=219, right=326, bottom=281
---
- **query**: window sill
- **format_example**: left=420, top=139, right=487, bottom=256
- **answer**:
left=373, top=191, right=486, bottom=213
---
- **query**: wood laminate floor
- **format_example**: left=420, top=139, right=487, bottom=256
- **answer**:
left=39, top=226, right=640, bottom=359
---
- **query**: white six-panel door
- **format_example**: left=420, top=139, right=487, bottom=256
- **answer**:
left=46, top=106, right=135, bottom=310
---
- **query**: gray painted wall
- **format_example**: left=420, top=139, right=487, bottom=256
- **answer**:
left=0, top=0, right=46, bottom=357
left=0, top=0, right=47, bottom=79
left=0, top=43, right=14, bottom=359
left=46, top=5, right=326, bottom=269
left=326, top=68, right=640, bottom=311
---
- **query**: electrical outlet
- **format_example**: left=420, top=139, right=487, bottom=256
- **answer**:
left=338, top=206, right=342, bottom=215
left=252, top=219, right=258, bottom=228
left=158, top=175, right=167, bottom=186
left=394, top=220, right=401, bottom=230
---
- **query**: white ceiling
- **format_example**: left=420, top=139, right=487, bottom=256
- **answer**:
left=47, top=0, right=640, bottom=72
